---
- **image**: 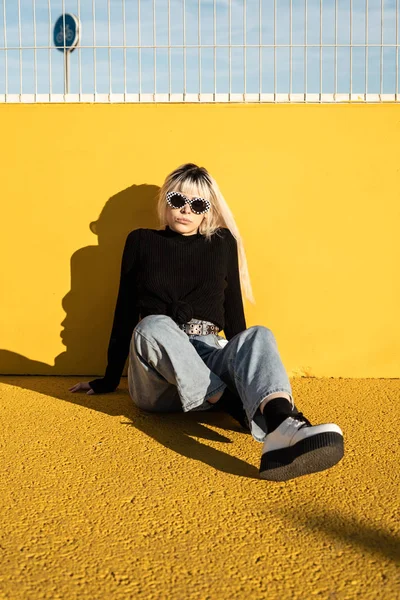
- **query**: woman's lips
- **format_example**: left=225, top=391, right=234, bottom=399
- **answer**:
left=176, top=219, right=191, bottom=223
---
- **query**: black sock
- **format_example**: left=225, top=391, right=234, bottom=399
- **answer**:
left=261, top=397, right=294, bottom=434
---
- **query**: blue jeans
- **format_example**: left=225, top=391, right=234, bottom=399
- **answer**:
left=128, top=314, right=294, bottom=443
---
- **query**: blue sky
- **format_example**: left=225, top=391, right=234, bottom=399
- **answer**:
left=0, top=0, right=398, bottom=95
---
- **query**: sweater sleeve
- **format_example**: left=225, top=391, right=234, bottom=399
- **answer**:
left=223, top=231, right=247, bottom=341
left=89, top=229, right=141, bottom=394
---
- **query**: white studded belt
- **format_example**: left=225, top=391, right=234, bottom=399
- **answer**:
left=178, top=319, right=220, bottom=336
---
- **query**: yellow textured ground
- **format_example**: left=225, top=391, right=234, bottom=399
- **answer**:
left=0, top=377, right=399, bottom=600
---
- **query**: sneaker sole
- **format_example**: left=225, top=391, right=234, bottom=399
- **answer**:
left=259, top=431, right=344, bottom=481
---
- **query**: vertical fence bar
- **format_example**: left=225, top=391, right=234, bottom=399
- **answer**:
left=138, top=0, right=141, bottom=97
left=214, top=0, right=216, bottom=96
left=366, top=0, right=368, bottom=96
left=290, top=0, right=292, bottom=98
left=259, top=0, right=262, bottom=97
left=78, top=0, right=82, bottom=99
left=244, top=0, right=246, bottom=96
left=335, top=0, right=338, bottom=97
left=92, top=0, right=97, bottom=96
left=320, top=0, right=323, bottom=98
left=396, top=0, right=398, bottom=96
left=350, top=0, right=353, bottom=97
left=62, top=0, right=65, bottom=95
left=47, top=0, right=52, bottom=98
left=122, top=0, right=127, bottom=96
left=274, top=0, right=276, bottom=99
left=304, top=0, right=307, bottom=99
left=153, top=0, right=156, bottom=96
left=33, top=0, right=37, bottom=98
left=108, top=0, right=111, bottom=96
left=3, top=0, right=8, bottom=97
left=18, top=0, right=22, bottom=96
left=168, top=0, right=170, bottom=97
left=183, top=0, right=186, bottom=98
left=198, top=0, right=201, bottom=95
left=62, top=0, right=66, bottom=96
left=380, top=0, right=383, bottom=95
left=229, top=0, right=231, bottom=97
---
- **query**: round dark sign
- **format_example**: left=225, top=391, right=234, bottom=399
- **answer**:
left=54, top=14, right=80, bottom=53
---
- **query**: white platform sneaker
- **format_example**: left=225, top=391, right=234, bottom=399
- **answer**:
left=259, top=413, right=344, bottom=482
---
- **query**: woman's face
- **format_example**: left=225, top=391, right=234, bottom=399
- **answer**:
left=166, top=191, right=208, bottom=236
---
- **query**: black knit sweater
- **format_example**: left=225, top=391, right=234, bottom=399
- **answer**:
left=88, top=225, right=247, bottom=393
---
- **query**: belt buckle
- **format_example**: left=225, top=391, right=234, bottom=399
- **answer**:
left=182, top=320, right=216, bottom=336
left=184, top=320, right=206, bottom=336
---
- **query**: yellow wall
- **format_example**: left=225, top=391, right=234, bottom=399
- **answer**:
left=0, top=103, right=399, bottom=379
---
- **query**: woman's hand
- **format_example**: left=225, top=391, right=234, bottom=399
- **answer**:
left=69, top=382, right=95, bottom=395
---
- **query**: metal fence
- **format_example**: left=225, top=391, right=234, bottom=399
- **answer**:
left=1, top=0, right=399, bottom=103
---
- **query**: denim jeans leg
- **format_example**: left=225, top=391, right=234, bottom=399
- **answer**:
left=127, top=314, right=227, bottom=413
left=195, top=325, right=294, bottom=443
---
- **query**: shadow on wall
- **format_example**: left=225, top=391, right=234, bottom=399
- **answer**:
left=0, top=182, right=163, bottom=378
left=0, top=185, right=170, bottom=379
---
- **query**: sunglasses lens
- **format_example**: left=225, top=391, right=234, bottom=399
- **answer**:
left=168, top=193, right=185, bottom=209
left=191, top=199, right=208, bottom=213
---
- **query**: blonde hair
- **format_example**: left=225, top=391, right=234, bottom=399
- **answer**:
left=156, top=163, right=256, bottom=306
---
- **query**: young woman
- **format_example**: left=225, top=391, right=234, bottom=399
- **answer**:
left=69, top=163, right=344, bottom=482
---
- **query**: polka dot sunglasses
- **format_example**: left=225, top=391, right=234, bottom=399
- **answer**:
left=166, top=191, right=211, bottom=215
